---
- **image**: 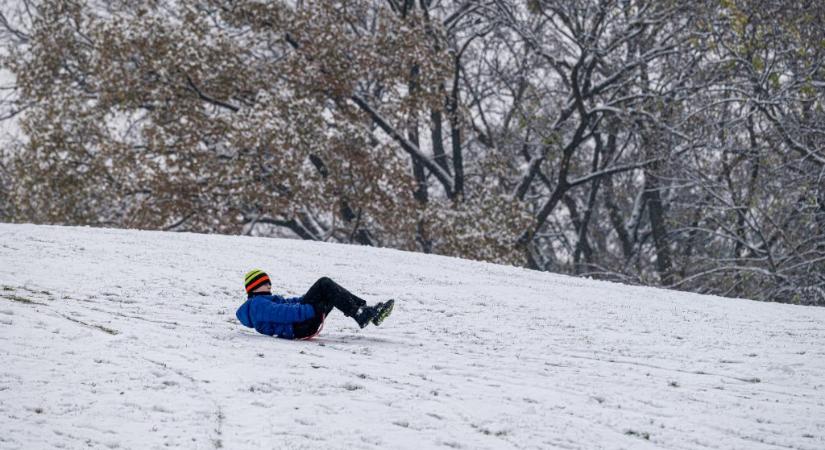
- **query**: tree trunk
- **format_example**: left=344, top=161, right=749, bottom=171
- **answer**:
left=643, top=170, right=674, bottom=285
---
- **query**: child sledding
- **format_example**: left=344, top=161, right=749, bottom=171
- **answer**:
left=235, top=269, right=394, bottom=340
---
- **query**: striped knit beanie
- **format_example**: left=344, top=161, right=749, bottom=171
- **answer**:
left=244, top=269, right=271, bottom=293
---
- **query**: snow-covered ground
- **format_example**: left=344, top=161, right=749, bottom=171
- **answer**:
left=0, top=224, right=823, bottom=450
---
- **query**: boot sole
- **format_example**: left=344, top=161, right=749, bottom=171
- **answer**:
left=372, top=299, right=394, bottom=326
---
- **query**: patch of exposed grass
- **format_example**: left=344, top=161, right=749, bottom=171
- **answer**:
left=1, top=285, right=53, bottom=301
left=61, top=315, right=120, bottom=335
left=738, top=377, right=761, bottom=384
left=0, top=294, right=45, bottom=305
left=625, top=430, right=651, bottom=440
left=472, top=424, right=509, bottom=437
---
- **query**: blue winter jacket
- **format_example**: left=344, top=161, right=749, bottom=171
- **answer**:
left=236, top=293, right=316, bottom=340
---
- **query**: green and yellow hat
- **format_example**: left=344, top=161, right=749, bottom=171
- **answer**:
left=244, top=269, right=271, bottom=293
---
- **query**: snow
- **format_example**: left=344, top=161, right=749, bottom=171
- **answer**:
left=1, top=223, right=824, bottom=449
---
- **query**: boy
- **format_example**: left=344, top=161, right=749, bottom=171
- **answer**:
left=235, top=269, right=394, bottom=340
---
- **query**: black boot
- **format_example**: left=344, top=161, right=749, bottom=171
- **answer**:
left=371, top=299, right=394, bottom=326
left=353, top=300, right=395, bottom=329
left=354, top=306, right=375, bottom=329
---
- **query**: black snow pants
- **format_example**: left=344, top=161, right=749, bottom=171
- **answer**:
left=292, top=277, right=367, bottom=339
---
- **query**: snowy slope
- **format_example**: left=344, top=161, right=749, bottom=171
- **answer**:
left=0, top=224, right=823, bottom=450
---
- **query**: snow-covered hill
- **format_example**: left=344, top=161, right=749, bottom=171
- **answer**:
left=0, top=224, right=823, bottom=449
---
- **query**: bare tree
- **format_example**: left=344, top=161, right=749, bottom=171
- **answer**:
left=2, top=0, right=822, bottom=304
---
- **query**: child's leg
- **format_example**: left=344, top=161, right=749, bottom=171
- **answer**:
left=300, top=277, right=367, bottom=318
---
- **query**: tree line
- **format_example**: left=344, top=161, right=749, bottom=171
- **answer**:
left=1, top=0, right=823, bottom=304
